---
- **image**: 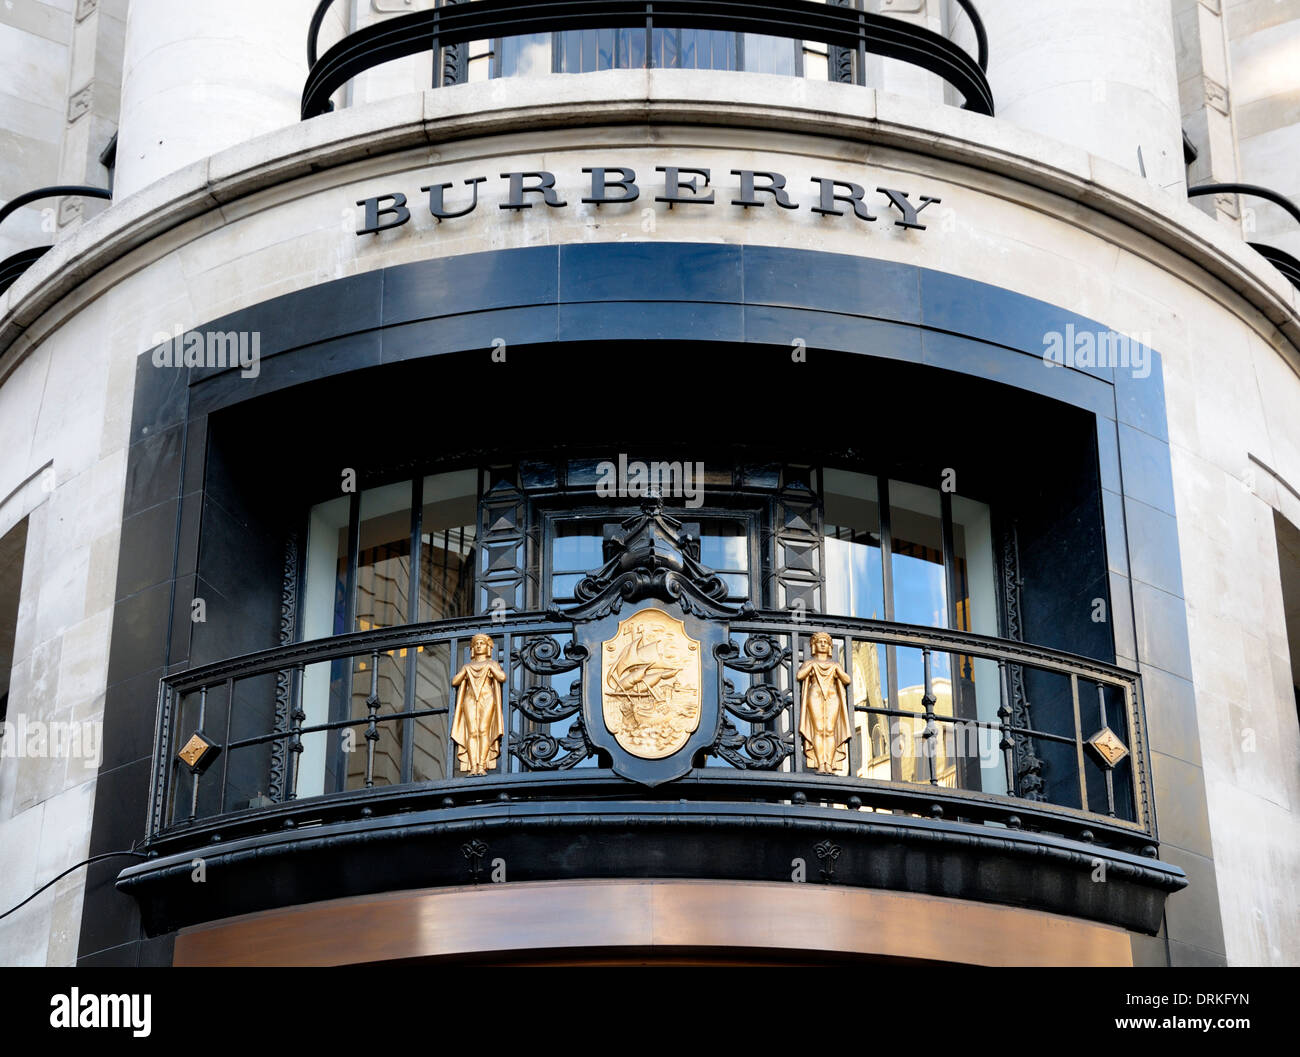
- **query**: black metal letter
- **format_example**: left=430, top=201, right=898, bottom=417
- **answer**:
left=356, top=193, right=411, bottom=235
left=878, top=188, right=941, bottom=229
left=422, top=177, right=487, bottom=220
left=500, top=171, right=567, bottom=210
left=732, top=170, right=798, bottom=210
left=810, top=179, right=876, bottom=222
left=582, top=167, right=640, bottom=204
left=656, top=167, right=716, bottom=205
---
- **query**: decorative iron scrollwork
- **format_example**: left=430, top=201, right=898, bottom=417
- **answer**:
left=511, top=684, right=581, bottom=723
left=510, top=717, right=595, bottom=771
left=713, top=630, right=795, bottom=768
left=517, top=635, right=588, bottom=675
left=721, top=681, right=792, bottom=723
left=715, top=634, right=790, bottom=673
left=713, top=718, right=794, bottom=770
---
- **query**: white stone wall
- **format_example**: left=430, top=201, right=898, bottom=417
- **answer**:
left=979, top=0, right=1186, bottom=192
left=0, top=1, right=73, bottom=262
left=114, top=0, right=320, bottom=198
left=0, top=286, right=130, bottom=965
left=1226, top=0, right=1300, bottom=261
left=0, top=67, right=1296, bottom=965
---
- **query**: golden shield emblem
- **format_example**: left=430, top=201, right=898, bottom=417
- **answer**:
left=601, top=608, right=702, bottom=760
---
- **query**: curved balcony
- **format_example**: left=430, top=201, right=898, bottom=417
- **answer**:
left=124, top=502, right=1181, bottom=937
left=1188, top=182, right=1300, bottom=292
left=0, top=186, right=112, bottom=296
left=302, top=0, right=994, bottom=120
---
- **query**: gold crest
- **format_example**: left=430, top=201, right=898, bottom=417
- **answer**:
left=602, top=608, right=701, bottom=759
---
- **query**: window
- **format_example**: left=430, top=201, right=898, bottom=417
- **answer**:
left=820, top=474, right=1001, bottom=791
left=547, top=511, right=753, bottom=605
left=298, top=471, right=478, bottom=796
left=494, top=29, right=799, bottom=79
left=0, top=518, right=26, bottom=741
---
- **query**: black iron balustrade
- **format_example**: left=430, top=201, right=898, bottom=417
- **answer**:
left=0, top=185, right=113, bottom=296
left=1188, top=182, right=1300, bottom=292
left=302, top=0, right=994, bottom=120
left=146, top=607, right=1154, bottom=857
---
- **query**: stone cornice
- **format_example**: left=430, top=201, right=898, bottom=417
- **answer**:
left=2, top=68, right=1297, bottom=380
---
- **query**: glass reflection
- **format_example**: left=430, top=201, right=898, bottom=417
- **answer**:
left=420, top=471, right=477, bottom=623
left=496, top=29, right=797, bottom=78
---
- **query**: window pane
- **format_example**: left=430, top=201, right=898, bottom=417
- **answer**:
left=823, top=469, right=885, bottom=620
left=951, top=494, right=1005, bottom=795
left=552, top=521, right=606, bottom=573
left=742, top=34, right=796, bottom=76
left=420, top=471, right=478, bottom=622
left=357, top=482, right=414, bottom=632
left=498, top=32, right=552, bottom=77
left=303, top=495, right=350, bottom=640
left=889, top=481, right=947, bottom=629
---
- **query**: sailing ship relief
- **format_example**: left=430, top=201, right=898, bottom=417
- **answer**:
left=602, top=608, right=702, bottom=759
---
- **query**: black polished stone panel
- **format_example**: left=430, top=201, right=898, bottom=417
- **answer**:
left=122, top=424, right=185, bottom=520
left=189, top=331, right=384, bottom=418
left=743, top=243, right=921, bottom=323
left=558, top=300, right=745, bottom=343
left=921, top=328, right=1114, bottom=418
left=1140, top=664, right=1203, bottom=768
left=1125, top=495, right=1186, bottom=598
left=562, top=241, right=743, bottom=305
left=189, top=268, right=385, bottom=380
left=128, top=354, right=188, bottom=446
left=382, top=245, right=558, bottom=326
left=115, top=501, right=180, bottom=600
left=103, top=581, right=173, bottom=690
left=1118, top=422, right=1178, bottom=516
left=380, top=306, right=561, bottom=365
left=88, top=243, right=1204, bottom=966
left=919, top=269, right=1114, bottom=382
left=98, top=665, right=165, bottom=773
left=1161, top=846, right=1228, bottom=957
left=743, top=306, right=923, bottom=362
left=1113, top=348, right=1169, bottom=443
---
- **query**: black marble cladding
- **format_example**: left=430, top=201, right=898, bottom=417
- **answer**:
left=79, top=242, right=1213, bottom=965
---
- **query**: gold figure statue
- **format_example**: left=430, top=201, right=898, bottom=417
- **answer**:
left=797, top=631, right=853, bottom=774
left=451, top=633, right=507, bottom=776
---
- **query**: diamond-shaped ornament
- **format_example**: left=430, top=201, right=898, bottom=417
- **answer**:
left=1085, top=726, right=1129, bottom=769
left=177, top=731, right=220, bottom=775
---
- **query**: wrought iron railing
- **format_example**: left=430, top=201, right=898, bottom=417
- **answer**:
left=1188, top=182, right=1300, bottom=292
left=147, top=608, right=1154, bottom=856
left=0, top=185, right=112, bottom=296
left=302, top=0, right=994, bottom=120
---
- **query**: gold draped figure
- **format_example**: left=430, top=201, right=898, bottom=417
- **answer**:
left=797, top=631, right=853, bottom=774
left=450, top=633, right=507, bottom=776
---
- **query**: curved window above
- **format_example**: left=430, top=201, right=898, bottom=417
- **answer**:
left=495, top=28, right=799, bottom=80
left=302, top=1, right=994, bottom=119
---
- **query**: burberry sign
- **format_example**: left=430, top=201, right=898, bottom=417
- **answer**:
left=355, top=164, right=942, bottom=236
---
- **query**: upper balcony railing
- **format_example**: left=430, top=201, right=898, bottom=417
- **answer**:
left=0, top=186, right=112, bottom=297
left=302, top=0, right=994, bottom=120
left=1188, top=182, right=1300, bottom=292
